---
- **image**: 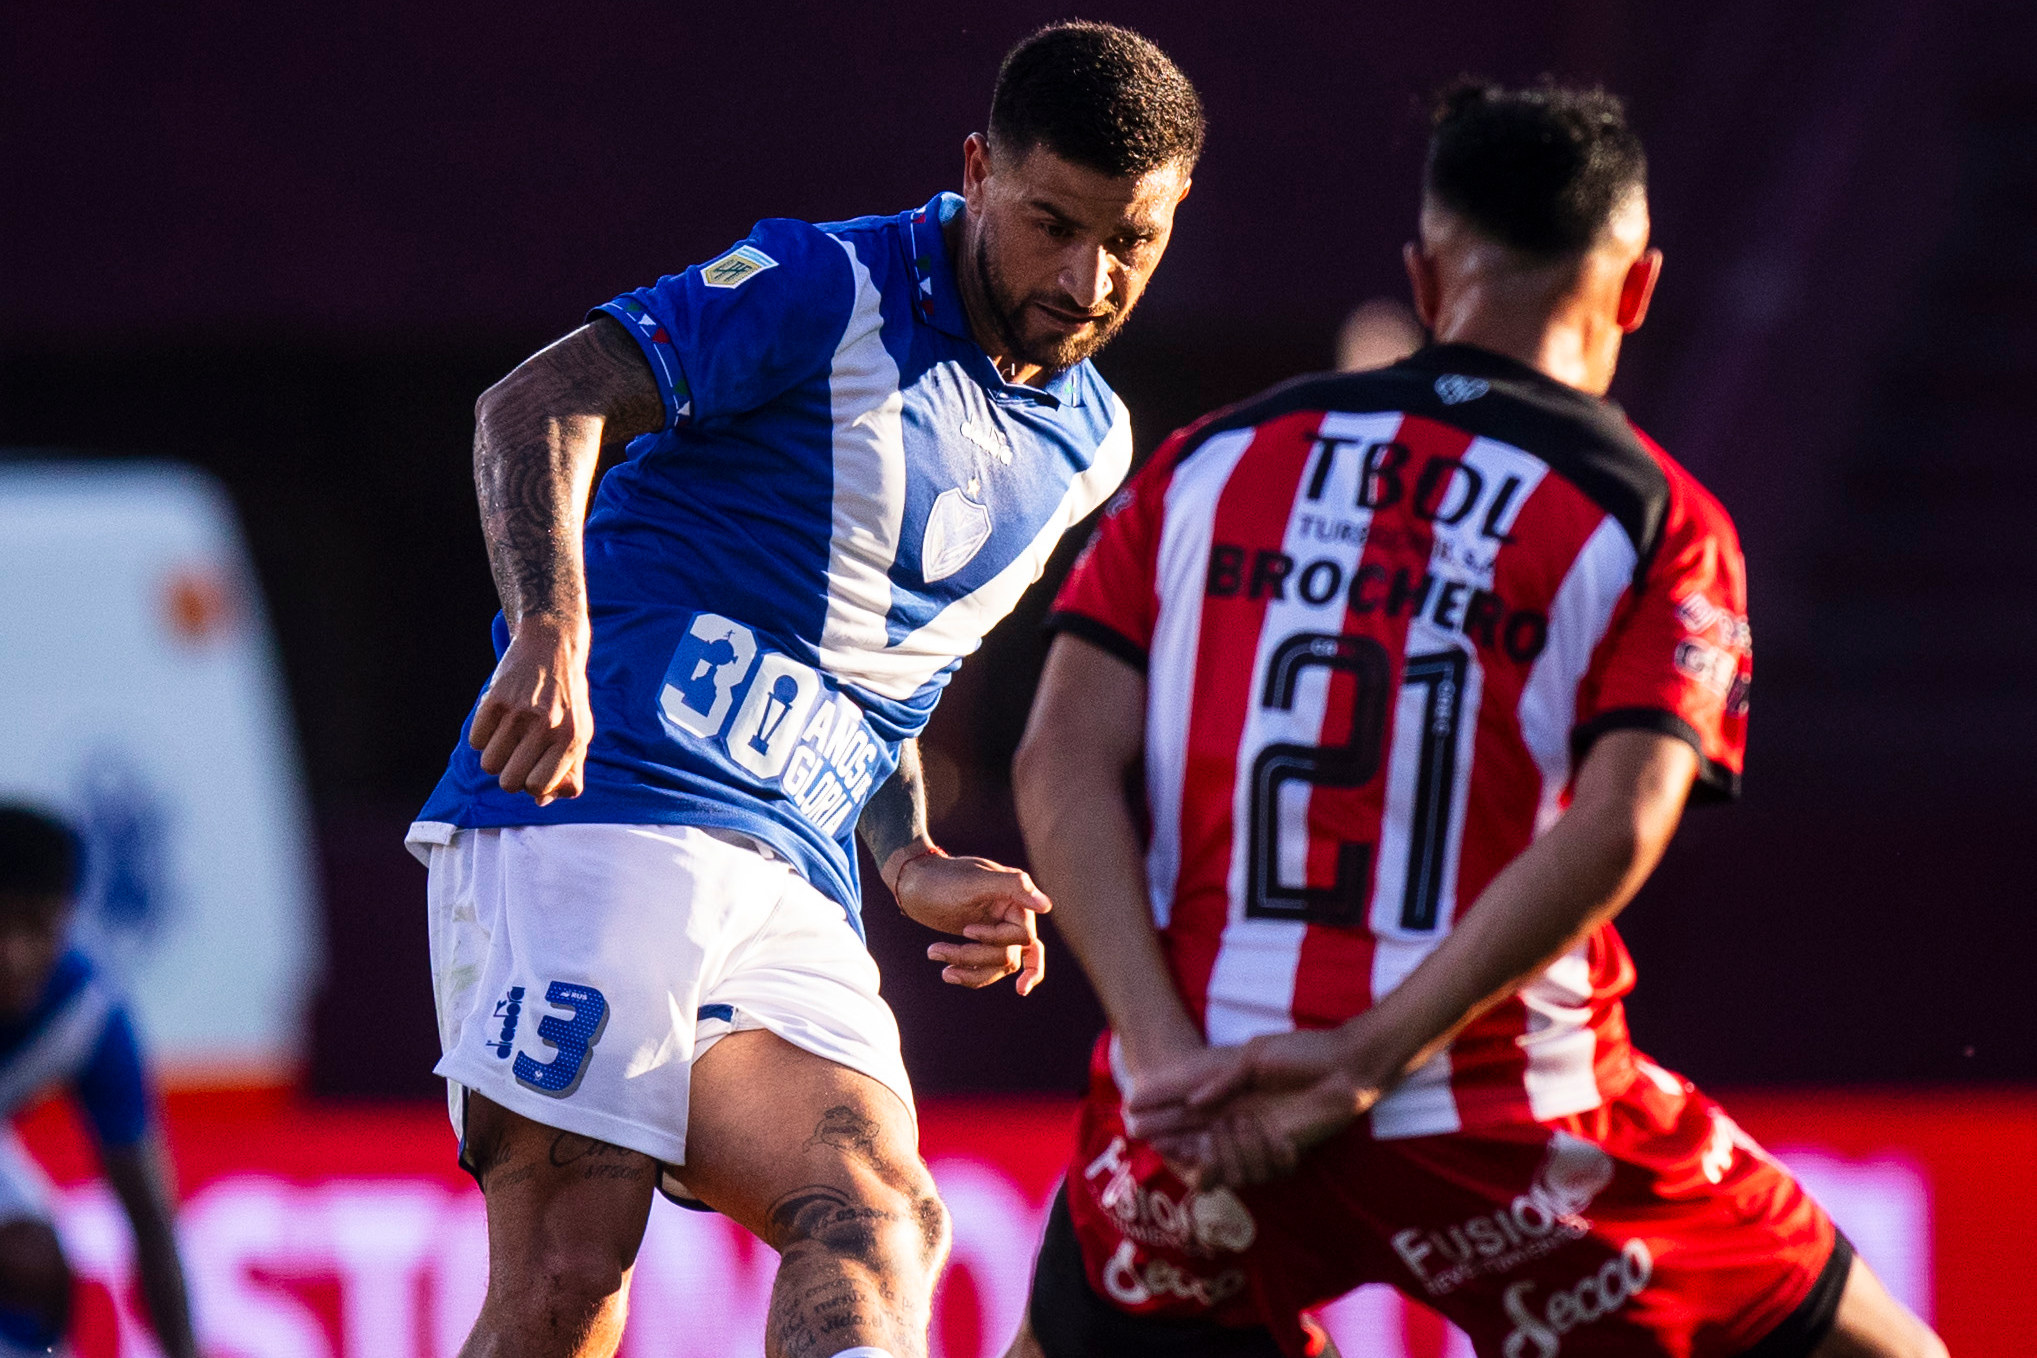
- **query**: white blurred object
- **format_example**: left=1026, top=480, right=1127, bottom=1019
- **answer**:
left=0, top=459, right=321, bottom=1085
left=1777, top=1150, right=1932, bottom=1321
left=1337, top=297, right=1425, bottom=372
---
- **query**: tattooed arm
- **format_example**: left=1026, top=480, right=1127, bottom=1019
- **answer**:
left=857, top=739, right=935, bottom=888
left=467, top=316, right=665, bottom=804
left=856, top=741, right=1053, bottom=994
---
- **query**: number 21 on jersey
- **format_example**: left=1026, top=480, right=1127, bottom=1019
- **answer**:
left=1245, top=631, right=1467, bottom=933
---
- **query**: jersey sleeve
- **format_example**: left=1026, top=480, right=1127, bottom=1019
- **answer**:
left=1042, top=437, right=1178, bottom=672
left=71, top=1005, right=153, bottom=1149
left=1572, top=470, right=1751, bottom=802
left=590, top=216, right=856, bottom=431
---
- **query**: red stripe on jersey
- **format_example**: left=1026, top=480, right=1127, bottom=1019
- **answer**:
left=1288, top=415, right=1476, bottom=1032
left=1451, top=472, right=1608, bottom=909
left=1165, top=410, right=1325, bottom=1024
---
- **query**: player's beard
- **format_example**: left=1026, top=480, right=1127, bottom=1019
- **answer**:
left=973, top=231, right=1133, bottom=375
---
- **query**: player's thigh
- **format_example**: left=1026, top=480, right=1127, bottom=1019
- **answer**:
left=1811, top=1255, right=1946, bottom=1358
left=680, top=1028, right=944, bottom=1270
left=464, top=1092, right=657, bottom=1283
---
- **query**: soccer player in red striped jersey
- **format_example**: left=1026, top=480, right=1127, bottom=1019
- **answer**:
left=1004, top=84, right=1946, bottom=1358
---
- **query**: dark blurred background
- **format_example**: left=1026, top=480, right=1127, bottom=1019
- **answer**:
left=5, top=0, right=2032, bottom=1100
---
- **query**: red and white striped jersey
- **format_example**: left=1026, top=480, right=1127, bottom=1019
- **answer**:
left=1047, top=344, right=1751, bottom=1140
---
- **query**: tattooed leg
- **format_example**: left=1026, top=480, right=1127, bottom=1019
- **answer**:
left=456, top=1094, right=656, bottom=1358
left=681, top=1033, right=950, bottom=1358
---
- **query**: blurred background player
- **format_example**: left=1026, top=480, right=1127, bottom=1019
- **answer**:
left=1334, top=297, right=1424, bottom=373
left=0, top=806, right=194, bottom=1358
left=1006, top=84, right=1946, bottom=1357
left=404, top=22, right=1200, bottom=1358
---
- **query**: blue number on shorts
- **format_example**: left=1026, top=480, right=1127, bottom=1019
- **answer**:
left=513, top=981, right=609, bottom=1097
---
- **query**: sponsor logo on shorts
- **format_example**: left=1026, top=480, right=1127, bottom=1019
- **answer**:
left=1500, top=1238, right=1653, bottom=1358
left=1099, top=1238, right=1248, bottom=1311
left=1393, top=1133, right=1615, bottom=1296
left=488, top=985, right=525, bottom=1059
left=1084, top=1135, right=1258, bottom=1257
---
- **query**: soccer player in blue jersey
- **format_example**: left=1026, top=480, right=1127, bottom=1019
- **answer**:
left=0, top=807, right=196, bottom=1358
left=407, top=23, right=1203, bottom=1358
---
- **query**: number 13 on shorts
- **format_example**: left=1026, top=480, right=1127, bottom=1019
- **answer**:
left=512, top=981, right=610, bottom=1098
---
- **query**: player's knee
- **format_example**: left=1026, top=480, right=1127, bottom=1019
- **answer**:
left=0, top=1220, right=71, bottom=1334
left=490, top=1235, right=629, bottom=1330
left=773, top=1169, right=949, bottom=1287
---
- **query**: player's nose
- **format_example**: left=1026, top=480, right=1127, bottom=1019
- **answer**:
left=1059, top=244, right=1113, bottom=312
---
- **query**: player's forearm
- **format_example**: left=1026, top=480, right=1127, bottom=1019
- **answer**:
left=1342, top=809, right=1646, bottom=1087
left=473, top=320, right=663, bottom=626
left=104, top=1141, right=199, bottom=1358
left=133, top=1218, right=199, bottom=1358
left=1336, top=732, right=1692, bottom=1090
left=474, top=385, right=602, bottom=627
left=1013, top=735, right=1199, bottom=1065
left=860, top=739, right=935, bottom=887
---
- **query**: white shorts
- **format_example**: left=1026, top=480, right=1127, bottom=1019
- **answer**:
left=411, top=821, right=914, bottom=1177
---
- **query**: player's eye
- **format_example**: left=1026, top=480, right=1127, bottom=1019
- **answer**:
left=1039, top=218, right=1074, bottom=240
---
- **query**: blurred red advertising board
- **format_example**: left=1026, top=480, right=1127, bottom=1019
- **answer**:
left=16, top=1087, right=2033, bottom=1357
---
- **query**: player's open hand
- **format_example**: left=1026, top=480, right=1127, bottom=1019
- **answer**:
left=886, top=849, right=1052, bottom=994
left=470, top=614, right=594, bottom=806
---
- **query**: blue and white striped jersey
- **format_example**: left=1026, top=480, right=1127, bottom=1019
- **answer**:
left=416, top=192, right=1134, bottom=919
left=0, top=950, right=151, bottom=1149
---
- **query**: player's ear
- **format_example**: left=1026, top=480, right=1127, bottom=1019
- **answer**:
left=1617, top=248, right=1663, bottom=333
left=962, top=133, right=994, bottom=209
left=1403, top=241, right=1441, bottom=331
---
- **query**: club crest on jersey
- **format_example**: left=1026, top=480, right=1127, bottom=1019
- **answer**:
left=1435, top=374, right=1491, bottom=405
left=699, top=244, right=778, bottom=289
left=922, top=486, right=994, bottom=582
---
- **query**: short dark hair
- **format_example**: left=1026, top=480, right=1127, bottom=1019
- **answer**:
left=989, top=22, right=1205, bottom=178
left=0, top=805, right=82, bottom=901
left=1424, top=80, right=1647, bottom=255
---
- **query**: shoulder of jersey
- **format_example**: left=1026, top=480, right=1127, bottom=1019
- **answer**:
left=1626, top=420, right=1743, bottom=548
left=1164, top=358, right=1681, bottom=567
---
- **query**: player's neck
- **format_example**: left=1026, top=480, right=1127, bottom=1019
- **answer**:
left=1434, top=310, right=1621, bottom=397
left=945, top=209, right=1049, bottom=388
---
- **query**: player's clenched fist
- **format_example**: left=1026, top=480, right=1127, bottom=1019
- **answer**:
left=469, top=614, right=594, bottom=806
left=885, top=849, right=1052, bottom=994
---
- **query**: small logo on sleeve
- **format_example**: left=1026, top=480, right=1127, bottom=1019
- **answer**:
left=700, top=244, right=779, bottom=289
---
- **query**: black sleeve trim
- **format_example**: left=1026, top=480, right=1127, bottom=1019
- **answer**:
left=1572, top=706, right=1740, bottom=804
left=1043, top=611, right=1149, bottom=675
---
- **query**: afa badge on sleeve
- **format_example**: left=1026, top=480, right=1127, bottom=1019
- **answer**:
left=700, top=244, right=778, bottom=289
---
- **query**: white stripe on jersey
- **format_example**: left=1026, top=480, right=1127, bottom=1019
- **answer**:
left=1521, top=943, right=1600, bottom=1121
left=814, top=240, right=1135, bottom=703
left=1518, top=516, right=1640, bottom=835
left=1204, top=411, right=1401, bottom=1047
left=895, top=399, right=1132, bottom=676
left=1145, top=427, right=1257, bottom=929
left=1512, top=514, right=1639, bottom=1121
left=817, top=240, right=910, bottom=693
left=1367, top=436, right=1546, bottom=1139
left=0, top=982, right=112, bottom=1119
